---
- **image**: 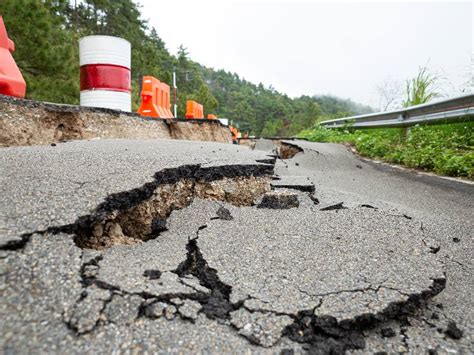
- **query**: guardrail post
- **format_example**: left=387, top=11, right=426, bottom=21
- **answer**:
left=401, top=113, right=410, bottom=138
left=403, top=127, right=411, bottom=139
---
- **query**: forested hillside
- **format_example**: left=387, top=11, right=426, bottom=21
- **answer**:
left=0, top=0, right=372, bottom=136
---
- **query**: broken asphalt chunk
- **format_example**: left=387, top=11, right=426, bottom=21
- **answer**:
left=215, top=206, right=233, bottom=220
left=257, top=190, right=299, bottom=209
left=143, top=269, right=162, bottom=280
left=178, top=300, right=202, bottom=320
left=231, top=308, right=293, bottom=347
left=445, top=321, right=463, bottom=339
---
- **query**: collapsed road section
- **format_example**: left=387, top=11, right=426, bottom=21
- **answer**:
left=0, top=95, right=232, bottom=147
left=0, top=138, right=472, bottom=353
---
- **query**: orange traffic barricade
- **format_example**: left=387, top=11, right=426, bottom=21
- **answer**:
left=229, top=125, right=239, bottom=143
left=207, top=114, right=217, bottom=119
left=0, top=16, right=26, bottom=98
left=137, top=76, right=174, bottom=118
left=160, top=82, right=173, bottom=117
left=185, top=100, right=204, bottom=119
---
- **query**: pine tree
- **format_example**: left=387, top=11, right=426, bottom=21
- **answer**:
left=0, top=0, right=79, bottom=103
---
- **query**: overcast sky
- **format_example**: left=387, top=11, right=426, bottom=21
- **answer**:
left=138, top=0, right=472, bottom=108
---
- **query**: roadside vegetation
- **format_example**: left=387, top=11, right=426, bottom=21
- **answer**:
left=299, top=123, right=473, bottom=178
left=299, top=68, right=473, bottom=179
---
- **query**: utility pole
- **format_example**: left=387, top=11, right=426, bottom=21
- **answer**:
left=173, top=70, right=177, bottom=118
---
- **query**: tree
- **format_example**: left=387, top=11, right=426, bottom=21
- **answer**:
left=0, top=0, right=79, bottom=103
left=188, top=85, right=218, bottom=113
left=261, top=118, right=284, bottom=137
left=376, top=78, right=403, bottom=111
left=174, top=45, right=218, bottom=116
left=1, top=0, right=373, bottom=135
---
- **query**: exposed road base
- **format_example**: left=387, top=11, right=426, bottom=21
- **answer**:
left=0, top=95, right=232, bottom=147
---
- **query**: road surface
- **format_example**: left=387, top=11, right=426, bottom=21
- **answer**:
left=1, top=138, right=472, bottom=353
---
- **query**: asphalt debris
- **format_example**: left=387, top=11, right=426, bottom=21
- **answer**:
left=381, top=327, right=396, bottom=338
left=257, top=190, right=300, bottom=209
left=143, top=269, right=162, bottom=280
left=215, top=206, right=234, bottom=220
left=445, top=321, right=463, bottom=340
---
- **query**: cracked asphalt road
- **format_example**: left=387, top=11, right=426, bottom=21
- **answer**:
left=1, top=138, right=473, bottom=353
left=0, top=139, right=269, bottom=245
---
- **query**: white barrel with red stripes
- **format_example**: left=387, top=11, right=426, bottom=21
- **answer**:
left=79, top=35, right=131, bottom=112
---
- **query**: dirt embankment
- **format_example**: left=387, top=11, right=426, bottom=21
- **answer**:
left=0, top=95, right=232, bottom=147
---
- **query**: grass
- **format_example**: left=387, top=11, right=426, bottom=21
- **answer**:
left=298, top=122, right=474, bottom=179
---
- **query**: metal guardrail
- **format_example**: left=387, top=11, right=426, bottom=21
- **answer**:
left=320, top=94, right=474, bottom=129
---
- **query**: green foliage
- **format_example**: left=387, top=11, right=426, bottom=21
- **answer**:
left=261, top=119, right=284, bottom=137
left=174, top=46, right=218, bottom=116
left=0, top=0, right=79, bottom=103
left=1, top=0, right=372, bottom=135
left=200, top=64, right=372, bottom=135
left=299, top=66, right=472, bottom=179
left=299, top=122, right=474, bottom=178
left=403, top=66, right=440, bottom=107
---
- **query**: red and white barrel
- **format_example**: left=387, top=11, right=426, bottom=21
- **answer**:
left=79, top=35, right=131, bottom=111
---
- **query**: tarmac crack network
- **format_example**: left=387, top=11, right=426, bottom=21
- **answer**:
left=56, top=162, right=274, bottom=335
left=64, top=222, right=254, bottom=337
left=1, top=151, right=460, bottom=353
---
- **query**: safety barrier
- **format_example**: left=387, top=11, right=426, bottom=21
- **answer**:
left=320, top=94, right=474, bottom=129
left=79, top=35, right=131, bottom=112
left=0, top=16, right=26, bottom=98
left=137, top=76, right=174, bottom=118
left=185, top=100, right=204, bottom=119
left=207, top=114, right=217, bottom=119
left=229, top=125, right=239, bottom=142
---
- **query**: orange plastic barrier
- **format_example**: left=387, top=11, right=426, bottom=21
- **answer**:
left=137, top=76, right=174, bottom=118
left=229, top=125, right=238, bottom=141
left=0, top=16, right=26, bottom=98
left=160, top=81, right=173, bottom=117
left=185, top=100, right=204, bottom=119
left=207, top=114, right=217, bottom=119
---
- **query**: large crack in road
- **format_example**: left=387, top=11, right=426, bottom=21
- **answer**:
left=62, top=195, right=449, bottom=353
left=1, top=138, right=471, bottom=353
